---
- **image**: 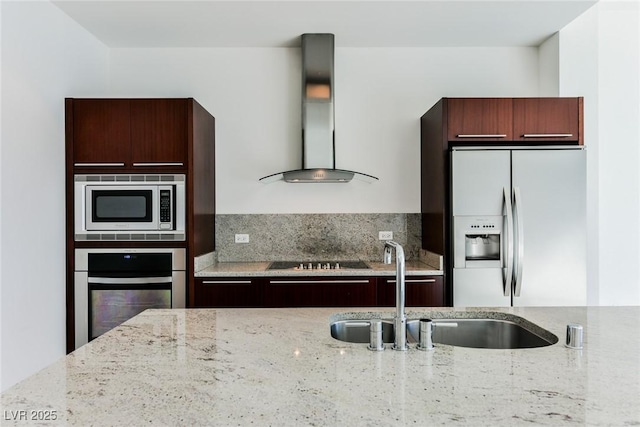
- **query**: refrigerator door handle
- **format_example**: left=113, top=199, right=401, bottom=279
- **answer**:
left=502, top=187, right=514, bottom=296
left=512, top=187, right=525, bottom=297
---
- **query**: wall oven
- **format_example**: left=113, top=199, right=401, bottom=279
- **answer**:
left=74, top=174, right=186, bottom=241
left=74, top=248, right=186, bottom=349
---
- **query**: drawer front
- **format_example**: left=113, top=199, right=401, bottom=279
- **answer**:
left=377, top=276, right=444, bottom=307
left=264, top=277, right=376, bottom=307
left=194, top=277, right=262, bottom=308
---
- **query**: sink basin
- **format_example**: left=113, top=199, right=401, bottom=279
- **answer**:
left=330, top=313, right=558, bottom=349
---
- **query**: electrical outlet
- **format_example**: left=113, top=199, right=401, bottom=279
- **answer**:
left=378, top=231, right=393, bottom=241
left=235, top=234, right=250, bottom=243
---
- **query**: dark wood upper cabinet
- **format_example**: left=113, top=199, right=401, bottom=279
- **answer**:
left=445, top=97, right=583, bottom=145
left=447, top=98, right=513, bottom=141
left=72, top=99, right=131, bottom=165
left=513, top=97, right=582, bottom=143
left=130, top=99, right=188, bottom=165
left=70, top=98, right=188, bottom=171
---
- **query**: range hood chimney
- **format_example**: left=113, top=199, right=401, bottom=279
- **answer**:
left=260, top=33, right=378, bottom=184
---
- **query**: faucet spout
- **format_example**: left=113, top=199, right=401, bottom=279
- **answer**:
left=383, top=246, right=392, bottom=265
left=382, top=241, right=407, bottom=351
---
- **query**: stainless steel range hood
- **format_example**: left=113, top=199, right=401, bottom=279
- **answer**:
left=260, top=34, right=378, bottom=184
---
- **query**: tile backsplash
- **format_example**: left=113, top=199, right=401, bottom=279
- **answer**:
left=214, top=213, right=421, bottom=262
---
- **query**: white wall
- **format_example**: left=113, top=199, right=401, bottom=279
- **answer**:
left=109, top=47, right=539, bottom=214
left=0, top=1, right=109, bottom=391
left=596, top=0, right=640, bottom=305
left=539, top=33, right=560, bottom=96
left=558, top=6, right=601, bottom=305
left=558, top=1, right=640, bottom=305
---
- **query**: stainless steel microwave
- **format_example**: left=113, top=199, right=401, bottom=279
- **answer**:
left=74, top=174, right=186, bottom=241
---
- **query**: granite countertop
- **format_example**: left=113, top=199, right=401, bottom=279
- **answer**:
left=2, top=306, right=639, bottom=426
left=195, top=260, right=442, bottom=277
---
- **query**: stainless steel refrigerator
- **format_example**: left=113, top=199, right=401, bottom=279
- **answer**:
left=452, top=146, right=586, bottom=307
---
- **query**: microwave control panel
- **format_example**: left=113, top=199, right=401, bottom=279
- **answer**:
left=160, top=189, right=172, bottom=225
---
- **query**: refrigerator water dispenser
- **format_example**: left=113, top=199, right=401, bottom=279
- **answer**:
left=465, top=234, right=500, bottom=261
left=453, top=216, right=504, bottom=269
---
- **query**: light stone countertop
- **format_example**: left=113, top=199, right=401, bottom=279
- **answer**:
left=195, top=260, right=442, bottom=277
left=2, top=306, right=639, bottom=426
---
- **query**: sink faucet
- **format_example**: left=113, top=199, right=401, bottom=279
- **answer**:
left=383, top=241, right=407, bottom=351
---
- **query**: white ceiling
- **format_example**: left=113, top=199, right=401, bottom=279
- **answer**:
left=52, top=0, right=597, bottom=48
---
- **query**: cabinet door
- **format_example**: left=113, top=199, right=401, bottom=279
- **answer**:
left=513, top=98, right=581, bottom=143
left=264, top=277, right=375, bottom=307
left=447, top=98, right=513, bottom=142
left=377, top=276, right=444, bottom=307
left=72, top=99, right=130, bottom=167
left=130, top=99, right=188, bottom=168
left=194, top=278, right=262, bottom=307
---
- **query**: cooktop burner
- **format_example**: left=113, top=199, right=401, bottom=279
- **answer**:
left=267, top=260, right=370, bottom=271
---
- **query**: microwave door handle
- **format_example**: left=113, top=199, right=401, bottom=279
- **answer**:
left=503, top=187, right=513, bottom=297
left=132, top=163, right=184, bottom=167
left=88, top=277, right=172, bottom=285
left=74, top=163, right=125, bottom=167
left=512, top=187, right=525, bottom=297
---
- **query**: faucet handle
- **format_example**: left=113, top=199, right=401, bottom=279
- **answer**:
left=565, top=324, right=583, bottom=349
left=368, top=320, right=385, bottom=351
left=417, top=318, right=435, bottom=351
left=383, top=246, right=392, bottom=264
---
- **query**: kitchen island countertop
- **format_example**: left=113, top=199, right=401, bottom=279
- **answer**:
left=2, top=306, right=639, bottom=426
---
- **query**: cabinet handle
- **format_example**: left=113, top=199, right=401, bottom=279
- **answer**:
left=133, top=162, right=185, bottom=167
left=456, top=134, right=507, bottom=138
left=389, top=279, right=436, bottom=284
left=522, top=134, right=573, bottom=138
left=89, top=276, right=172, bottom=284
left=74, top=163, right=125, bottom=167
left=269, top=280, right=370, bottom=285
left=202, top=280, right=252, bottom=285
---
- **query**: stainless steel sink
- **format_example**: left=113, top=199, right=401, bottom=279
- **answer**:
left=330, top=315, right=558, bottom=349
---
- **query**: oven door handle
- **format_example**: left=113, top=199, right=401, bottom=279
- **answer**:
left=88, top=276, right=172, bottom=285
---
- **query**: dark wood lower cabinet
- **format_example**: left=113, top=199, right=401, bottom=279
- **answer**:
left=264, top=277, right=376, bottom=307
left=194, top=275, right=444, bottom=308
left=194, top=277, right=262, bottom=308
left=376, top=276, right=444, bottom=307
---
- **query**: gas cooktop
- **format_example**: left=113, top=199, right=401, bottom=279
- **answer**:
left=267, top=260, right=371, bottom=271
